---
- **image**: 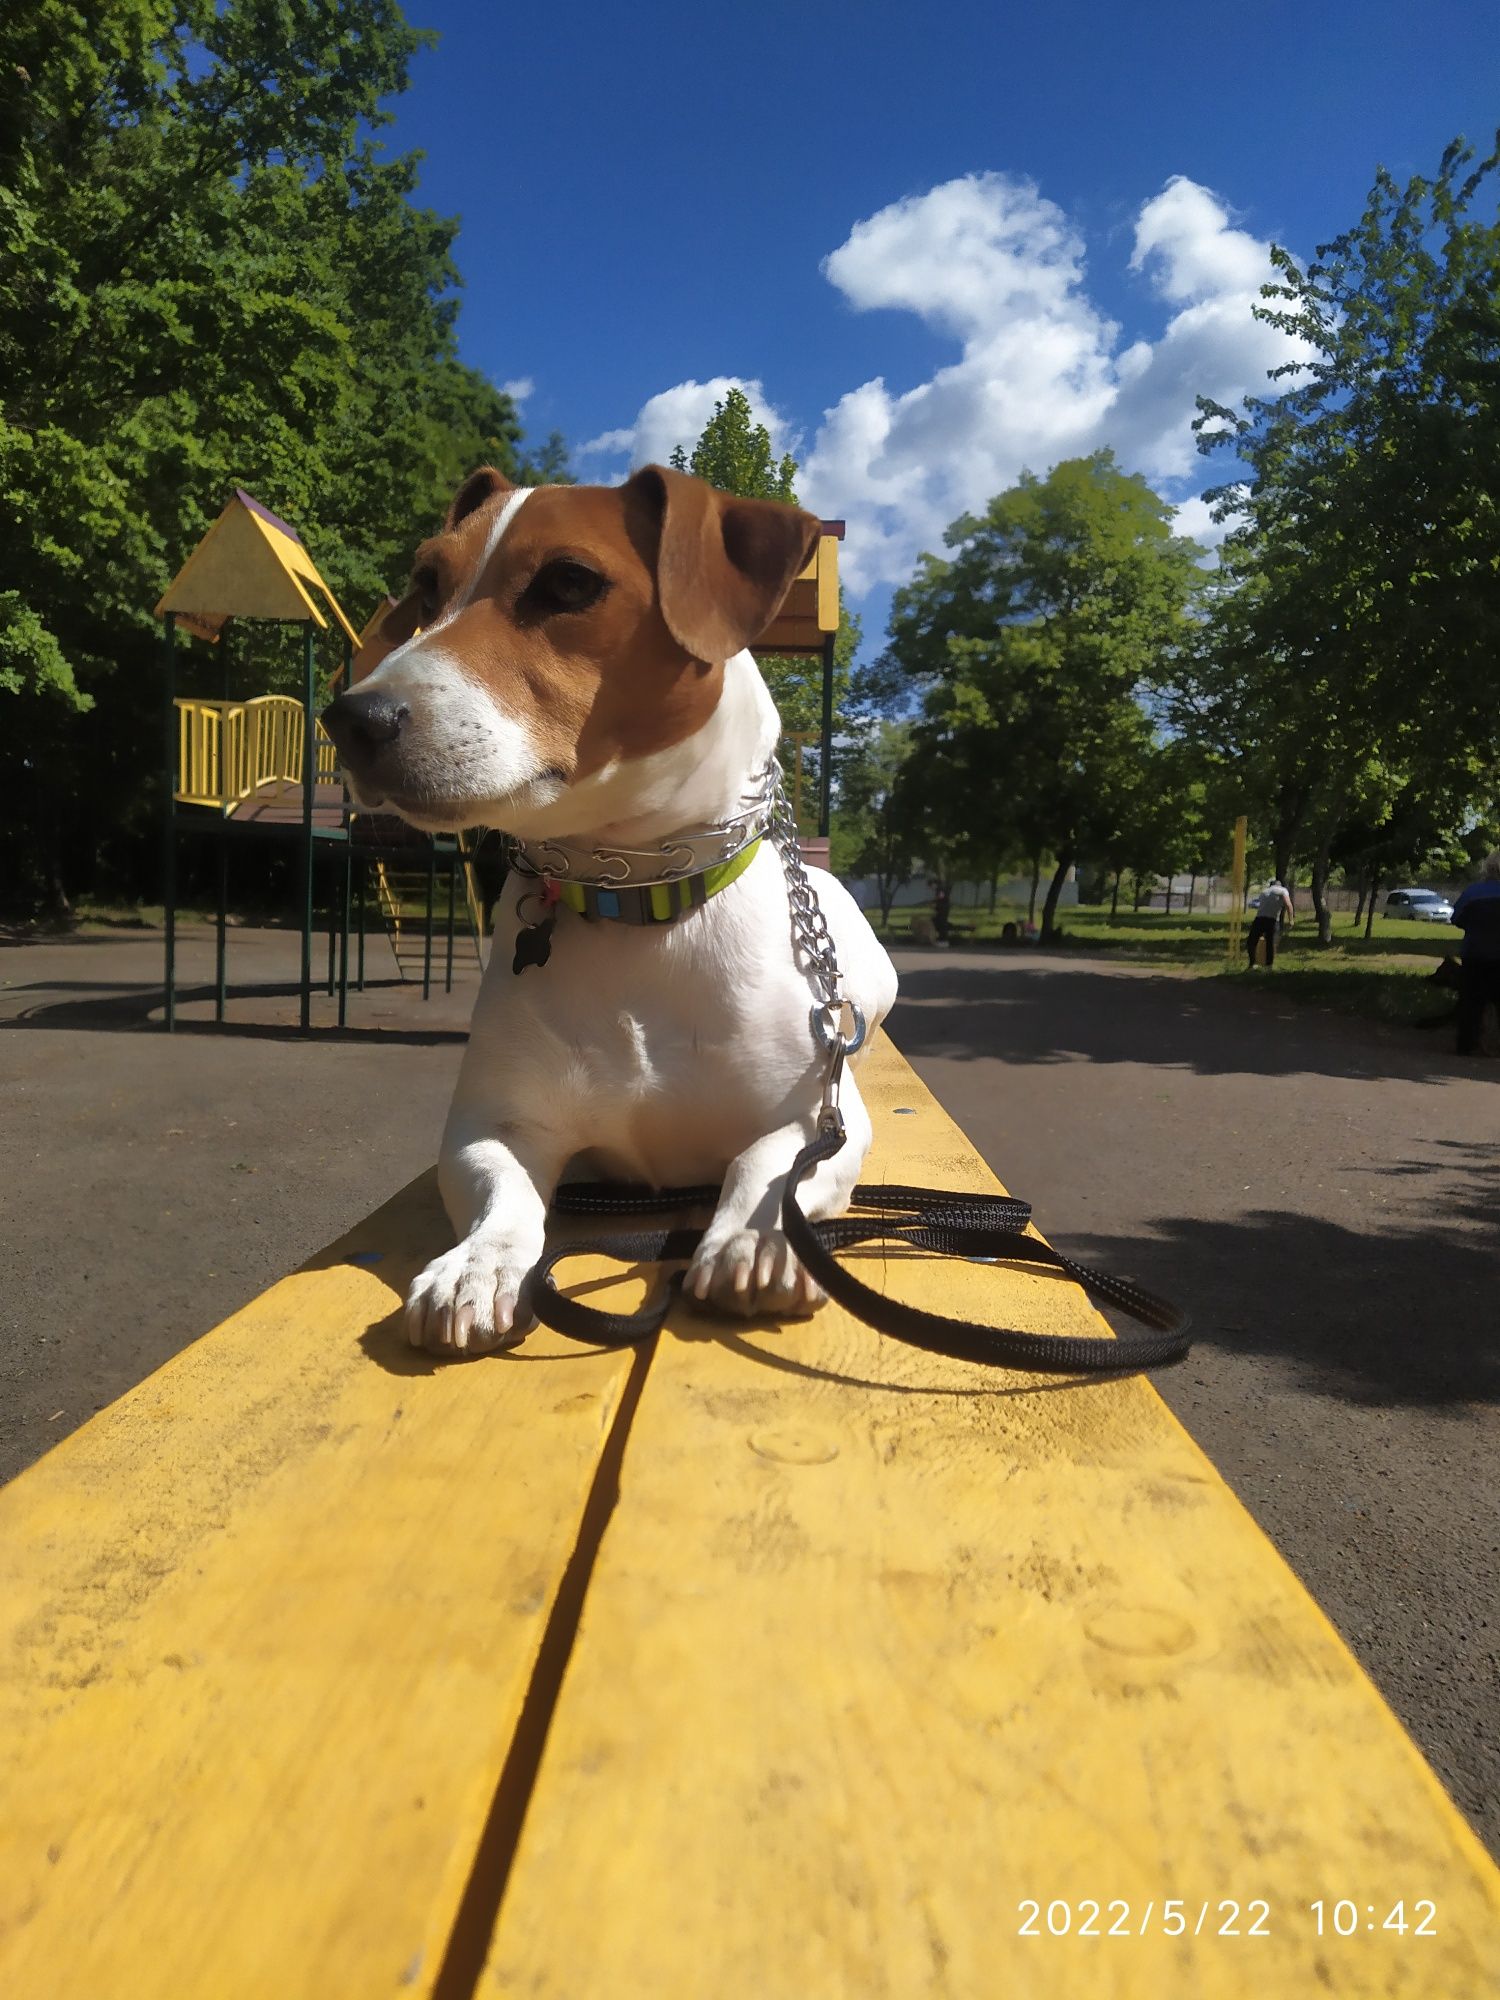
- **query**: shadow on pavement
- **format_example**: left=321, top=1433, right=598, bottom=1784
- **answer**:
left=0, top=976, right=468, bottom=1044
left=889, top=956, right=1495, bottom=1086
left=1075, top=1198, right=1498, bottom=1410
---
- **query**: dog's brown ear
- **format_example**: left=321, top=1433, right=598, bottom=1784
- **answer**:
left=445, top=466, right=513, bottom=531
left=627, top=464, right=822, bottom=665
left=380, top=591, right=423, bottom=647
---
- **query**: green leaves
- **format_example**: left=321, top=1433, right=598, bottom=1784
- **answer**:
left=0, top=0, right=556, bottom=913
left=679, top=388, right=799, bottom=502
left=1182, top=134, right=1500, bottom=900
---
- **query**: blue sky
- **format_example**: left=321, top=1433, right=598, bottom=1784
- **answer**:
left=385, top=0, right=1499, bottom=637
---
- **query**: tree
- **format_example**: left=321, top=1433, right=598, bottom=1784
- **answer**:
left=885, top=453, right=1204, bottom=939
left=0, top=1, right=561, bottom=914
left=1184, top=136, right=1500, bottom=942
left=830, top=721, right=915, bottom=922
left=670, top=386, right=798, bottom=500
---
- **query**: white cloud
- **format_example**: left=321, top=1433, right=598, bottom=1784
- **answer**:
left=578, top=376, right=795, bottom=471
left=584, top=172, right=1309, bottom=594
left=1130, top=178, right=1272, bottom=303
left=1171, top=492, right=1231, bottom=550
left=501, top=376, right=535, bottom=406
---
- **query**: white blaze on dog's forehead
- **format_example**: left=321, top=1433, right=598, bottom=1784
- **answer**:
left=456, top=484, right=533, bottom=610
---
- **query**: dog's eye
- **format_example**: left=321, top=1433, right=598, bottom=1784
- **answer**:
left=526, top=559, right=609, bottom=616
left=412, top=565, right=442, bottom=623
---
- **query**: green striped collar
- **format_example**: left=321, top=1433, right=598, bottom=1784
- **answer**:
left=547, top=836, right=761, bottom=927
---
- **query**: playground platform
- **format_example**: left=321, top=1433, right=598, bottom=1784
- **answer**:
left=1, top=1039, right=1495, bottom=1998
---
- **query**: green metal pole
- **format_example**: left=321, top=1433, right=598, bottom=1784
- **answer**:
left=215, top=844, right=227, bottom=1022
left=300, top=624, right=315, bottom=1030
left=216, top=626, right=229, bottom=1022
left=162, top=613, right=177, bottom=1033
left=445, top=847, right=456, bottom=994
left=326, top=861, right=336, bottom=996
left=338, top=838, right=351, bottom=1027
left=356, top=859, right=366, bottom=991
left=818, top=629, right=835, bottom=839
left=423, top=842, right=436, bottom=1001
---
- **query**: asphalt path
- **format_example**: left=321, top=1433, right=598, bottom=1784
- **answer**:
left=2, top=924, right=1495, bottom=1852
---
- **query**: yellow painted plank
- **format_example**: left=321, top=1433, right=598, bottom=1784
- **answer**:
left=816, top=529, right=840, bottom=630
left=486, top=1037, right=1500, bottom=1999
left=0, top=1175, right=643, bottom=2000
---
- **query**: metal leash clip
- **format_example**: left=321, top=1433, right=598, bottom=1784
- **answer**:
left=811, top=995, right=866, bottom=1139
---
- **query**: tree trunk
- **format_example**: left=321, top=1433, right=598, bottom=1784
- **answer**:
left=1133, top=872, right=1146, bottom=913
left=1040, top=848, right=1074, bottom=942
left=1309, top=837, right=1334, bottom=946
left=1364, top=875, right=1379, bottom=939
left=1271, top=784, right=1308, bottom=894
left=1109, top=870, right=1121, bottom=921
left=1187, top=870, right=1197, bottom=914
left=988, top=869, right=998, bottom=913
left=1164, top=877, right=1174, bottom=915
left=1353, top=870, right=1367, bottom=928
left=1027, top=851, right=1041, bottom=926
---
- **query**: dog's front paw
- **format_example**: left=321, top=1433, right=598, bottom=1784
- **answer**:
left=405, top=1236, right=539, bottom=1357
left=684, top=1229, right=826, bottom=1319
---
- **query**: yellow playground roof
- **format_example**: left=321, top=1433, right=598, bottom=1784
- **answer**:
left=154, top=490, right=359, bottom=646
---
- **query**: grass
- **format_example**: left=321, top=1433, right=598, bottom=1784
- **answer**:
left=871, top=900, right=1462, bottom=1027
left=23, top=894, right=1463, bottom=1033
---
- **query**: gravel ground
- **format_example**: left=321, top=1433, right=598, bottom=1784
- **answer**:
left=2, top=922, right=1495, bottom=1853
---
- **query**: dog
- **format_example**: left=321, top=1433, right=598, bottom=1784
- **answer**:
left=323, top=464, right=898, bottom=1355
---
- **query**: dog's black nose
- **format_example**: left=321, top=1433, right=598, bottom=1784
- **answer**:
left=321, top=690, right=408, bottom=761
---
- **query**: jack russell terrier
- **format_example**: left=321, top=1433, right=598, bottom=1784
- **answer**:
left=323, top=464, right=898, bottom=1356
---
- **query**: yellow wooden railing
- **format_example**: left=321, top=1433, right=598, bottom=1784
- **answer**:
left=175, top=695, right=339, bottom=810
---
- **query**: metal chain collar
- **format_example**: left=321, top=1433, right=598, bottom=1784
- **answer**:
left=507, top=782, right=772, bottom=891
left=765, top=759, right=866, bottom=1136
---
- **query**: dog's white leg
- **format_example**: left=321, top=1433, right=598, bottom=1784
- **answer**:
left=685, top=1070, right=872, bottom=1317
left=405, top=1120, right=567, bottom=1357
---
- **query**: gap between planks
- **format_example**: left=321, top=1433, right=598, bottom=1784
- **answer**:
left=429, top=1332, right=659, bottom=2000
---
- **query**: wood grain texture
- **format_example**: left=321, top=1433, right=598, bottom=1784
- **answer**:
left=0, top=1175, right=641, bottom=2000
left=485, top=1035, right=1500, bottom=1999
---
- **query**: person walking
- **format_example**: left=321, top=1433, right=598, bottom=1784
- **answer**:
left=1451, top=850, right=1500, bottom=1055
left=1246, top=878, right=1294, bottom=967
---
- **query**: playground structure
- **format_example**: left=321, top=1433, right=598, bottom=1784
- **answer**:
left=154, top=493, right=485, bottom=1031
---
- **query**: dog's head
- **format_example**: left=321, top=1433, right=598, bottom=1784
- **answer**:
left=321, top=465, right=819, bottom=834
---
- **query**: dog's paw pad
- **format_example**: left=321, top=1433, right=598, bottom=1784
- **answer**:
left=685, top=1230, right=825, bottom=1319
left=404, top=1238, right=537, bottom=1357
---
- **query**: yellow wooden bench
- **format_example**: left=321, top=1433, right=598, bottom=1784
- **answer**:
left=2, top=1040, right=1496, bottom=1998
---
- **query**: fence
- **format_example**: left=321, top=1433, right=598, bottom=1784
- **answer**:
left=176, top=696, right=339, bottom=811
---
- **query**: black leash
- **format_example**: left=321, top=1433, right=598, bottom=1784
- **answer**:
left=530, top=1125, right=1190, bottom=1375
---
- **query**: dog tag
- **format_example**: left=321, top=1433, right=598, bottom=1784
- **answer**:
left=512, top=916, right=555, bottom=975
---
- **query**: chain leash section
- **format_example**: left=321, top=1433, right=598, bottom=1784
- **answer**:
left=766, top=760, right=866, bottom=1139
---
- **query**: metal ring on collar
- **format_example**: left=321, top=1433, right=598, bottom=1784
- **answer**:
left=811, top=999, right=867, bottom=1056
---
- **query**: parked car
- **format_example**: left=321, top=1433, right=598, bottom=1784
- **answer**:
left=1383, top=888, right=1456, bottom=923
